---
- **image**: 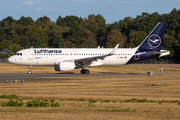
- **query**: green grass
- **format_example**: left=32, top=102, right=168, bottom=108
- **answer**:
left=0, top=94, right=19, bottom=99
left=88, top=99, right=98, bottom=103
left=2, top=99, right=24, bottom=107
left=99, top=108, right=136, bottom=112
left=124, top=98, right=154, bottom=102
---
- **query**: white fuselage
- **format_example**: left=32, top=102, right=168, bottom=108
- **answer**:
left=8, top=48, right=137, bottom=66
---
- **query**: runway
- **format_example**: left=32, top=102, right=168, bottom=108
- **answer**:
left=0, top=72, right=179, bottom=83
left=0, top=73, right=146, bottom=82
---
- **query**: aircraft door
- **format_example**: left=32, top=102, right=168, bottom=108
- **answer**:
left=28, top=49, right=33, bottom=60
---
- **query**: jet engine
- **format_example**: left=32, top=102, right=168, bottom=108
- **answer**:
left=55, top=62, right=75, bottom=71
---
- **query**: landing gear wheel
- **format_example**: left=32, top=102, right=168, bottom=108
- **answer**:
left=81, top=69, right=85, bottom=74
left=85, top=69, right=89, bottom=74
left=80, top=69, right=90, bottom=74
left=28, top=65, right=32, bottom=74
left=28, top=71, right=32, bottom=74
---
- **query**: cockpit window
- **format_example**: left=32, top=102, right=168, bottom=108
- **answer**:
left=15, top=53, right=22, bottom=56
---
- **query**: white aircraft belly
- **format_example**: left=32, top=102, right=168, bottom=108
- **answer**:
left=101, top=55, right=133, bottom=65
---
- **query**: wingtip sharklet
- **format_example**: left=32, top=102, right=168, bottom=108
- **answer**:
left=110, top=44, right=119, bottom=55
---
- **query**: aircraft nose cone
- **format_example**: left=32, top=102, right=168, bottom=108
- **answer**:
left=8, top=57, right=12, bottom=63
left=8, top=57, right=14, bottom=63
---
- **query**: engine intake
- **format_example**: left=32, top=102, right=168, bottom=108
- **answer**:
left=55, top=62, right=75, bottom=71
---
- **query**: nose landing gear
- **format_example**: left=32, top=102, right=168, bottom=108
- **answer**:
left=28, top=66, right=32, bottom=74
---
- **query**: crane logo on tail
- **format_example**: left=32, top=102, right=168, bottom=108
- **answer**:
left=148, top=34, right=161, bottom=48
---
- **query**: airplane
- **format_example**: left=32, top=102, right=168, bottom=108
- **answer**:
left=8, top=23, right=170, bottom=74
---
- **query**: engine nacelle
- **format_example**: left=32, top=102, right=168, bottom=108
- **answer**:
left=55, top=62, right=75, bottom=71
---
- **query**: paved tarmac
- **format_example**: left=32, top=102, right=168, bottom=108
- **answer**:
left=0, top=73, right=146, bottom=83
left=0, top=72, right=179, bottom=83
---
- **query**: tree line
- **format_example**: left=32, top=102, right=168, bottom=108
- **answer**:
left=0, top=8, right=180, bottom=62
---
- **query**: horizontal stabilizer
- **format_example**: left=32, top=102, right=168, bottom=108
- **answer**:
left=149, top=50, right=170, bottom=55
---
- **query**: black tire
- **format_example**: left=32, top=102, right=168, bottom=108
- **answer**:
left=85, top=69, right=89, bottom=74
left=81, top=69, right=85, bottom=74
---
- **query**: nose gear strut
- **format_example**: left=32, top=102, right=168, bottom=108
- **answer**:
left=28, top=65, right=32, bottom=74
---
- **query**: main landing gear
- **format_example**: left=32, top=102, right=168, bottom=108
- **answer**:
left=28, top=66, right=32, bottom=74
left=80, top=68, right=90, bottom=74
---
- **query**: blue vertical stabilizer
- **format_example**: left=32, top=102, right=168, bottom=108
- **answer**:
left=126, top=23, right=167, bottom=64
left=137, top=23, right=167, bottom=52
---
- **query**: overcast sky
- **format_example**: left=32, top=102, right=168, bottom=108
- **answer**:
left=0, top=0, right=180, bottom=24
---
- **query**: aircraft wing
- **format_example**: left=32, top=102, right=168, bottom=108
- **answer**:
left=64, top=44, right=119, bottom=64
